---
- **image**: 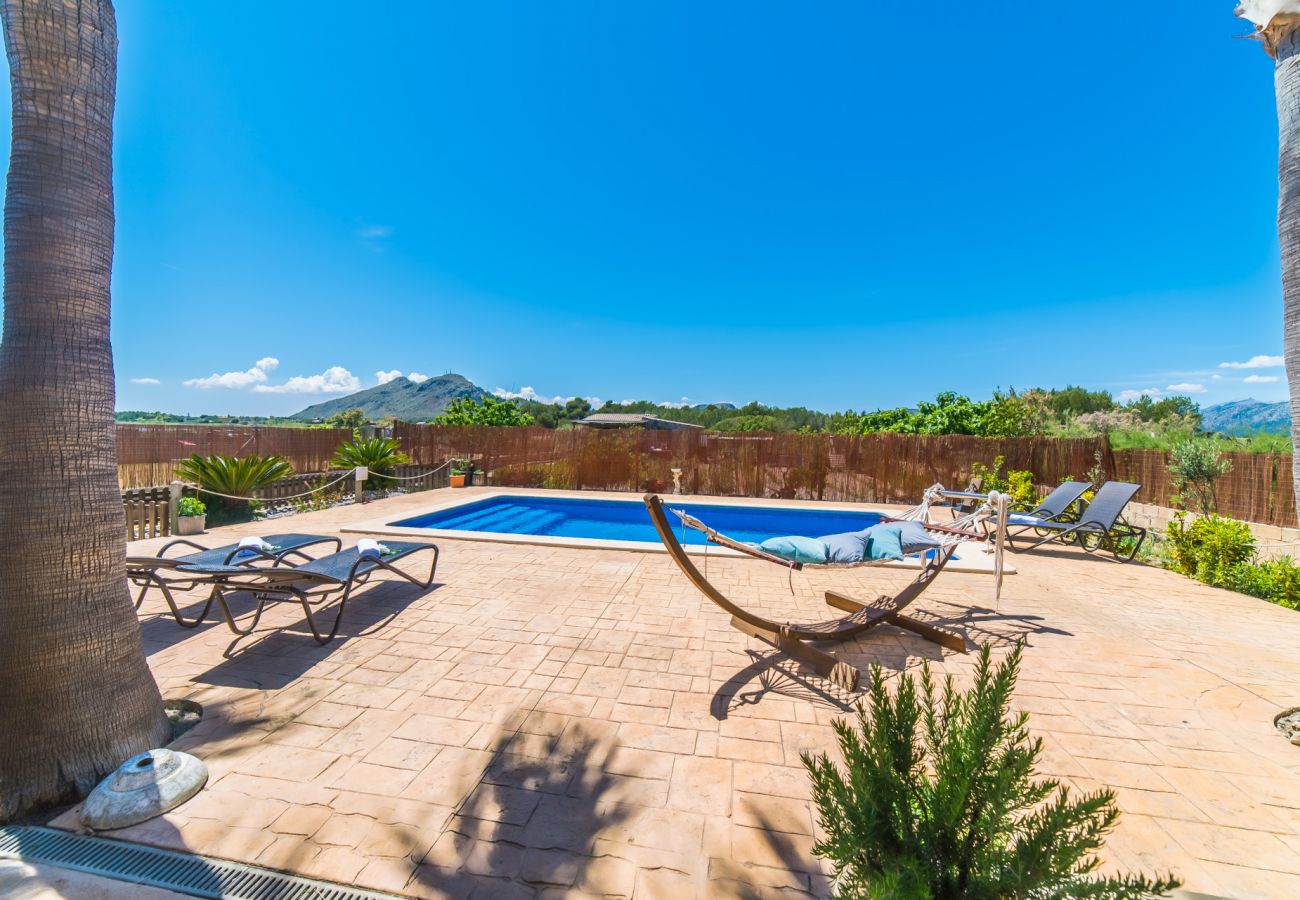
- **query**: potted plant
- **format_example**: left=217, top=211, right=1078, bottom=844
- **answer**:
left=175, top=496, right=207, bottom=535
left=450, top=458, right=474, bottom=488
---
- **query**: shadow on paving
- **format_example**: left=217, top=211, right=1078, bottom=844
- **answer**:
left=194, top=584, right=432, bottom=690
left=709, top=602, right=1071, bottom=720
left=407, top=723, right=633, bottom=897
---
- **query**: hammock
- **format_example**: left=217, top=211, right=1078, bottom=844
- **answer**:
left=643, top=488, right=1009, bottom=691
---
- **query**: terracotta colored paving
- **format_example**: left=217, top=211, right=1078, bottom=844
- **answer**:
left=55, top=489, right=1300, bottom=898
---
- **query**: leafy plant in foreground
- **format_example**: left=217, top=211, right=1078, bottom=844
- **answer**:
left=802, top=643, right=1180, bottom=899
left=332, top=436, right=410, bottom=489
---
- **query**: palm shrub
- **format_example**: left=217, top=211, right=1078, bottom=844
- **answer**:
left=332, top=436, right=410, bottom=489
left=803, top=643, right=1180, bottom=899
left=174, top=453, right=295, bottom=520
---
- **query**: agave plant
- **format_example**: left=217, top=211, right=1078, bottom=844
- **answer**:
left=331, top=437, right=410, bottom=489
left=174, top=453, right=295, bottom=516
left=803, top=642, right=1180, bottom=899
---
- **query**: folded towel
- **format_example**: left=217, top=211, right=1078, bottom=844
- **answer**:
left=357, top=538, right=392, bottom=559
left=233, top=536, right=275, bottom=560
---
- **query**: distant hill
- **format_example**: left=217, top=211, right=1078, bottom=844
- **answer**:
left=1202, top=399, right=1291, bottom=435
left=289, top=374, right=487, bottom=422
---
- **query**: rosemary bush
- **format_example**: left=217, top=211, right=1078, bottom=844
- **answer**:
left=802, top=644, right=1179, bottom=899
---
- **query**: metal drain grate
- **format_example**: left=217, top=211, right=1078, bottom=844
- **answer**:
left=0, top=825, right=407, bottom=899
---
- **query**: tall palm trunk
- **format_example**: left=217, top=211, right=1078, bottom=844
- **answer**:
left=1241, top=4, right=1300, bottom=518
left=0, top=0, right=168, bottom=822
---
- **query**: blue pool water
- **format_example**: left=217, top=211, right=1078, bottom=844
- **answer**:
left=391, top=495, right=883, bottom=545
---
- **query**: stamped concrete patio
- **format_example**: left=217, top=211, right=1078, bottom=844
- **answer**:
left=57, top=488, right=1300, bottom=898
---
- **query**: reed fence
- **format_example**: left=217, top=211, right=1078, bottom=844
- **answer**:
left=1111, top=449, right=1299, bottom=529
left=394, top=423, right=1110, bottom=505
left=116, top=424, right=351, bottom=488
left=114, top=423, right=1300, bottom=532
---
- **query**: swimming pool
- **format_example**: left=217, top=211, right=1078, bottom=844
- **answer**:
left=388, top=494, right=883, bottom=546
left=345, top=490, right=1013, bottom=574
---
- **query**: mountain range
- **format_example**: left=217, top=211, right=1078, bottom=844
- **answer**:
left=1200, top=399, right=1291, bottom=435
left=290, top=374, right=486, bottom=422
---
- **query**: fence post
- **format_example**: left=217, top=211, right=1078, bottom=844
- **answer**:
left=355, top=466, right=368, bottom=504
left=168, top=481, right=184, bottom=533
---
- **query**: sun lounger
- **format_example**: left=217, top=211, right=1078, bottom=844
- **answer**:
left=176, top=540, right=439, bottom=644
left=1002, top=481, right=1092, bottom=541
left=127, top=533, right=343, bottom=626
left=1007, top=481, right=1146, bottom=561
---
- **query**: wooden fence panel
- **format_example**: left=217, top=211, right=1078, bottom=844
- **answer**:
left=121, top=485, right=171, bottom=541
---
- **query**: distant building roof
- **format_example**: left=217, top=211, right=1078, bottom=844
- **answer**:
left=578, top=413, right=703, bottom=430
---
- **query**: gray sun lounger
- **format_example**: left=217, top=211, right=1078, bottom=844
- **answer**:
left=127, top=533, right=343, bottom=626
left=1008, top=481, right=1147, bottom=561
left=1002, top=481, right=1092, bottom=542
left=177, top=541, right=440, bottom=644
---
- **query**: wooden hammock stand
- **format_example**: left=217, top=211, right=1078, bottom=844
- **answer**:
left=644, top=493, right=976, bottom=691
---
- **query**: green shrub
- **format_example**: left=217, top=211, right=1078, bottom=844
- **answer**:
left=1164, top=514, right=1255, bottom=588
left=332, top=436, right=410, bottom=489
left=177, top=496, right=206, bottom=518
left=1230, top=557, right=1300, bottom=611
left=1168, top=440, right=1232, bottom=515
left=803, top=643, right=1179, bottom=899
left=970, top=456, right=1037, bottom=508
left=435, top=396, right=535, bottom=427
left=174, top=453, right=294, bottom=520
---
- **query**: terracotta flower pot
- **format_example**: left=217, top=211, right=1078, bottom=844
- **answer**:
left=450, top=474, right=467, bottom=488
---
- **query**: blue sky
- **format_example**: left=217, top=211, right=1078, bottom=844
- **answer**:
left=0, top=2, right=1290, bottom=415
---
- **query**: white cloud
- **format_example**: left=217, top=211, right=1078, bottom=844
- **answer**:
left=1244, top=374, right=1281, bottom=384
left=1219, top=355, right=1283, bottom=369
left=184, top=357, right=279, bottom=390
left=357, top=225, right=394, bottom=239
left=494, top=386, right=602, bottom=406
left=252, top=366, right=361, bottom=395
left=1117, top=388, right=1162, bottom=403
left=658, top=397, right=693, bottom=409
left=129, top=377, right=160, bottom=385
left=378, top=370, right=430, bottom=385
left=1165, top=383, right=1206, bottom=394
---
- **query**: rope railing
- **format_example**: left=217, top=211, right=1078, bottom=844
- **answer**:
left=180, top=469, right=356, bottom=503
left=178, top=460, right=456, bottom=502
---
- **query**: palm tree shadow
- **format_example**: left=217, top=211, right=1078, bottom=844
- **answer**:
left=409, top=722, right=631, bottom=896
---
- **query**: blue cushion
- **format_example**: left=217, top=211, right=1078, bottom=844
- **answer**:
left=818, top=531, right=869, bottom=564
left=1008, top=512, right=1044, bottom=526
left=758, top=536, right=828, bottom=565
left=863, top=524, right=905, bottom=561
left=895, top=520, right=942, bottom=554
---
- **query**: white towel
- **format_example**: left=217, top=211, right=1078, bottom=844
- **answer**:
left=357, top=538, right=390, bottom=560
left=233, top=536, right=274, bottom=560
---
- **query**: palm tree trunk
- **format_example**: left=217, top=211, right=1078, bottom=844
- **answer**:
left=0, top=0, right=168, bottom=822
left=1274, top=24, right=1300, bottom=522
